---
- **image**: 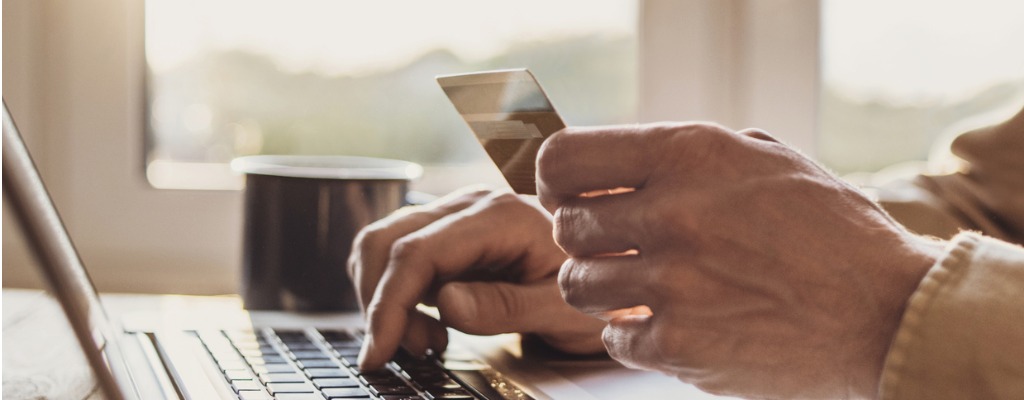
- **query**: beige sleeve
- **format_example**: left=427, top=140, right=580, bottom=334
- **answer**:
left=880, top=232, right=1024, bottom=399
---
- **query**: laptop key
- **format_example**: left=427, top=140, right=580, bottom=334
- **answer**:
left=360, top=374, right=406, bottom=387
left=224, top=369, right=256, bottom=381
left=320, top=387, right=373, bottom=399
left=275, top=394, right=326, bottom=400
left=218, top=360, right=250, bottom=371
left=284, top=342, right=322, bottom=351
left=258, top=372, right=307, bottom=384
left=237, top=390, right=273, bottom=400
left=291, top=350, right=332, bottom=360
left=417, top=379, right=463, bottom=391
left=305, top=368, right=351, bottom=379
left=381, top=397, right=425, bottom=400
left=369, top=384, right=418, bottom=396
left=233, top=340, right=273, bottom=350
left=338, top=355, right=360, bottom=366
left=246, top=355, right=289, bottom=365
left=275, top=329, right=310, bottom=340
left=333, top=347, right=360, bottom=357
left=232, top=380, right=264, bottom=392
left=265, top=382, right=316, bottom=395
left=318, top=330, right=358, bottom=342
left=210, top=349, right=244, bottom=362
left=251, top=363, right=299, bottom=374
left=239, top=346, right=282, bottom=357
left=298, top=359, right=341, bottom=369
left=312, top=378, right=361, bottom=389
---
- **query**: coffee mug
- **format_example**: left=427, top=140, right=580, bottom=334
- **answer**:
left=231, top=155, right=422, bottom=311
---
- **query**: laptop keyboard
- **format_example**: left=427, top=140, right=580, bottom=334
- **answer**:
left=196, top=328, right=483, bottom=400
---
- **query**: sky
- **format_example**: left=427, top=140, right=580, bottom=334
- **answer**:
left=823, top=0, right=1024, bottom=101
left=146, top=0, right=636, bottom=76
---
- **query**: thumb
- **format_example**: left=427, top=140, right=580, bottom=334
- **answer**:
left=436, top=279, right=561, bottom=336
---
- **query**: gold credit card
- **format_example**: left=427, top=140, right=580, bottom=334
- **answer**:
left=437, top=69, right=565, bottom=195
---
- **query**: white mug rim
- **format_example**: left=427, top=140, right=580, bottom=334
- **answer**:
left=230, top=155, right=422, bottom=181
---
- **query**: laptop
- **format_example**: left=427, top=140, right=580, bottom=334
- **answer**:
left=3, top=99, right=723, bottom=400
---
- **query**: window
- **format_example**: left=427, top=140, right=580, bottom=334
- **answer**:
left=144, top=0, right=638, bottom=193
left=3, top=0, right=819, bottom=294
left=819, top=0, right=1024, bottom=174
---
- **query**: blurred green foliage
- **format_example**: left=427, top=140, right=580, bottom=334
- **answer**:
left=148, top=34, right=1023, bottom=175
left=147, top=34, right=637, bottom=165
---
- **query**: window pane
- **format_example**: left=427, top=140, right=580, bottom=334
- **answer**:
left=820, top=0, right=1024, bottom=174
left=145, top=0, right=637, bottom=191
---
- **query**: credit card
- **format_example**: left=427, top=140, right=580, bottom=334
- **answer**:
left=437, top=69, right=565, bottom=195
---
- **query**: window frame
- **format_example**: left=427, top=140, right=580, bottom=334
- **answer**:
left=2, top=0, right=819, bottom=293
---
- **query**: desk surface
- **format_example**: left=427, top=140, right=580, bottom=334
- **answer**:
left=2, top=289, right=244, bottom=400
left=2, top=289, right=727, bottom=400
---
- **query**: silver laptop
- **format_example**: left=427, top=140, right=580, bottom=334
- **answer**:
left=3, top=99, right=719, bottom=400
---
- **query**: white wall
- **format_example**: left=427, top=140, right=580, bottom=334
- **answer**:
left=3, top=0, right=243, bottom=293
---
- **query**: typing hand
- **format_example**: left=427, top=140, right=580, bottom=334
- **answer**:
left=537, top=123, right=942, bottom=399
left=350, top=188, right=605, bottom=370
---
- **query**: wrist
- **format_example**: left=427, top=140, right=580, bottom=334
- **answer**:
left=861, top=234, right=945, bottom=397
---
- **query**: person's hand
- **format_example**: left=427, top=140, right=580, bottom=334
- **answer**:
left=537, top=123, right=943, bottom=399
left=349, top=188, right=605, bottom=370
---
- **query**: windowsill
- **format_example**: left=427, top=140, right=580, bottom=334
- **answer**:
left=145, top=159, right=508, bottom=195
left=146, top=160, right=244, bottom=190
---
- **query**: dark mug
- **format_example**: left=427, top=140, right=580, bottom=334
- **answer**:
left=231, top=155, right=422, bottom=312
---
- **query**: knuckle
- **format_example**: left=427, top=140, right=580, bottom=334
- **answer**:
left=447, top=186, right=494, bottom=206
left=493, top=284, right=525, bottom=323
left=738, top=127, right=771, bottom=139
left=602, top=325, right=643, bottom=369
left=647, top=195, right=697, bottom=241
left=483, top=190, right=520, bottom=207
left=556, top=259, right=584, bottom=309
left=536, top=130, right=570, bottom=182
left=353, top=222, right=391, bottom=256
left=389, top=235, right=426, bottom=264
left=348, top=224, right=386, bottom=279
left=346, top=253, right=360, bottom=281
left=673, top=123, right=736, bottom=157
left=552, top=206, right=583, bottom=255
left=650, top=324, right=689, bottom=364
left=364, top=299, right=386, bottom=320
left=489, top=188, right=518, bottom=201
left=601, top=326, right=626, bottom=360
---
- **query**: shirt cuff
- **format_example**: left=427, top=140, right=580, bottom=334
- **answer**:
left=879, top=232, right=1024, bottom=399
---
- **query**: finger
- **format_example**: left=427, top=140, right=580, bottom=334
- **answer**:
left=602, top=314, right=662, bottom=371
left=437, top=279, right=606, bottom=354
left=536, top=125, right=656, bottom=212
left=595, top=305, right=654, bottom=321
left=359, top=192, right=559, bottom=369
left=348, top=187, right=491, bottom=312
left=558, top=255, right=654, bottom=315
left=736, top=128, right=780, bottom=143
left=435, top=279, right=564, bottom=335
left=553, top=192, right=646, bottom=257
left=398, top=311, right=449, bottom=358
